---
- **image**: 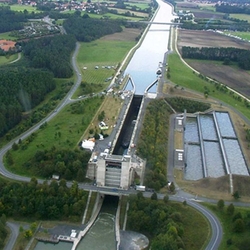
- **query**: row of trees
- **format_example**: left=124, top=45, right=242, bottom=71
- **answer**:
left=182, top=46, right=250, bottom=70
left=63, top=15, right=123, bottom=42
left=21, top=35, right=76, bottom=78
left=166, top=96, right=211, bottom=113
left=137, top=99, right=171, bottom=191
left=0, top=178, right=88, bottom=220
left=0, top=68, right=55, bottom=138
left=181, top=20, right=250, bottom=32
left=216, top=3, right=250, bottom=14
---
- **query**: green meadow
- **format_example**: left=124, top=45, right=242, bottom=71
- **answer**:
left=204, top=203, right=250, bottom=250
left=224, top=31, right=250, bottom=41
left=73, top=38, right=137, bottom=97
left=0, top=31, right=18, bottom=40
left=10, top=4, right=40, bottom=13
left=230, top=13, right=250, bottom=22
left=0, top=54, right=19, bottom=65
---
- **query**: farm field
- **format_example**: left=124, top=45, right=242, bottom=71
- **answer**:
left=177, top=29, right=250, bottom=98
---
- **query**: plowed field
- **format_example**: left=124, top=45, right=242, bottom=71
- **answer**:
left=177, top=29, right=250, bottom=98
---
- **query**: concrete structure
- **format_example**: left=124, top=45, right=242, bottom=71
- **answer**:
left=87, top=154, right=139, bottom=189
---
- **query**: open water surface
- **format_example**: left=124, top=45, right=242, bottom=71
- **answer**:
left=223, top=139, right=249, bottom=175
left=204, top=141, right=225, bottom=178
left=124, top=0, right=174, bottom=95
left=77, top=213, right=116, bottom=250
left=199, top=114, right=217, bottom=141
left=184, top=117, right=199, bottom=143
left=185, top=144, right=203, bottom=180
left=215, top=112, right=236, bottom=138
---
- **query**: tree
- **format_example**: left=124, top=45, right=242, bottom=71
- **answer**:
left=76, top=169, right=85, bottom=182
left=169, top=182, right=175, bottom=193
left=233, top=218, right=245, bottom=233
left=227, top=203, right=235, bottom=216
left=163, top=194, right=169, bottom=204
left=217, top=199, right=224, bottom=210
left=23, top=229, right=33, bottom=239
left=233, top=190, right=240, bottom=200
left=151, top=192, right=158, bottom=200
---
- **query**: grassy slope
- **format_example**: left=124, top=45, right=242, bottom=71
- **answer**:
left=5, top=97, right=103, bottom=177
left=0, top=54, right=18, bottom=65
left=172, top=202, right=211, bottom=250
left=204, top=203, right=250, bottom=250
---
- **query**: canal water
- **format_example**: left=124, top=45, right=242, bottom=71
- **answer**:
left=76, top=195, right=118, bottom=250
left=125, top=0, right=174, bottom=95
left=76, top=213, right=116, bottom=250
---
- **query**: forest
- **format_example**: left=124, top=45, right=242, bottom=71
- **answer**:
left=21, top=34, right=76, bottom=78
left=182, top=46, right=250, bottom=70
left=0, top=7, right=27, bottom=32
left=127, top=193, right=208, bottom=250
left=166, top=97, right=211, bottom=113
left=0, top=178, right=88, bottom=220
left=17, top=147, right=91, bottom=180
left=63, top=15, right=123, bottom=42
left=0, top=68, right=55, bottom=138
left=127, top=193, right=185, bottom=249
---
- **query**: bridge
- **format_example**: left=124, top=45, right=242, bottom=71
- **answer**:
left=127, top=20, right=182, bottom=26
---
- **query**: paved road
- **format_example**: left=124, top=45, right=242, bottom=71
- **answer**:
left=4, top=222, right=19, bottom=250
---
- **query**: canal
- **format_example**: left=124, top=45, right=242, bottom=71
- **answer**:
left=34, top=1, right=175, bottom=249
left=75, top=0, right=175, bottom=249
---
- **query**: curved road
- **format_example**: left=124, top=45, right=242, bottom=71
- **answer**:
left=0, top=28, right=223, bottom=250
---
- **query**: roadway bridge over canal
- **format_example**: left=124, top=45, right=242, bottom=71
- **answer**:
left=127, top=20, right=182, bottom=26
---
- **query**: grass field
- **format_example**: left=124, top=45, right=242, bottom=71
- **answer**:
left=0, top=54, right=19, bottom=65
left=73, top=32, right=138, bottom=98
left=126, top=2, right=150, bottom=10
left=230, top=13, right=250, bottom=22
left=171, top=202, right=211, bottom=250
left=224, top=31, right=250, bottom=41
left=0, top=31, right=18, bottom=40
left=109, top=8, right=148, bottom=18
left=8, top=4, right=40, bottom=13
